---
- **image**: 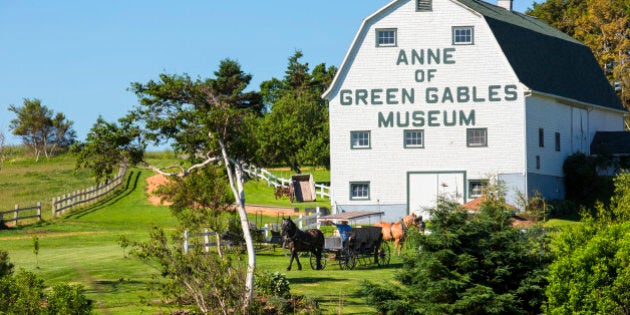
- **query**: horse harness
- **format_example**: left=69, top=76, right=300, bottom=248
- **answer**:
left=284, top=223, right=315, bottom=247
left=388, top=218, right=408, bottom=240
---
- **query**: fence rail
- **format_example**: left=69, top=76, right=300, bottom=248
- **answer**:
left=52, top=166, right=127, bottom=216
left=0, top=202, right=42, bottom=226
left=242, top=164, right=330, bottom=199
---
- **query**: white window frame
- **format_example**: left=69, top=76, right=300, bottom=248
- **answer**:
left=467, top=128, right=487, bottom=147
left=376, top=28, right=397, bottom=47
left=351, top=131, right=371, bottom=149
left=452, top=26, right=474, bottom=45
left=404, top=129, right=424, bottom=148
left=350, top=182, right=370, bottom=200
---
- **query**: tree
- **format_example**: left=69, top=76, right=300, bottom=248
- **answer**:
left=72, top=116, right=143, bottom=184
left=545, top=171, right=630, bottom=314
left=131, top=226, right=247, bottom=315
left=360, top=190, right=551, bottom=314
left=75, top=59, right=259, bottom=311
left=527, top=0, right=630, bottom=110
left=8, top=98, right=76, bottom=161
left=257, top=51, right=335, bottom=173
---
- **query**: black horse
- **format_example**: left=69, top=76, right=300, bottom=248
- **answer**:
left=281, top=217, right=325, bottom=271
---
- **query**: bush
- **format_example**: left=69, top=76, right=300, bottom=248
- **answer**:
left=563, top=153, right=614, bottom=208
left=46, top=283, right=93, bottom=314
left=255, top=271, right=291, bottom=298
left=0, top=250, right=92, bottom=314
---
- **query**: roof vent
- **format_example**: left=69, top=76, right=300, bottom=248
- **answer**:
left=497, top=0, right=513, bottom=10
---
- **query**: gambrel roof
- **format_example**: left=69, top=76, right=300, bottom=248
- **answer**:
left=324, top=0, right=624, bottom=112
left=459, top=0, right=623, bottom=111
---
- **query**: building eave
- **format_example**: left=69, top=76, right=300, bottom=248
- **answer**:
left=527, top=89, right=629, bottom=116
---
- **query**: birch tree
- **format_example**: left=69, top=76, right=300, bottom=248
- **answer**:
left=75, top=59, right=261, bottom=311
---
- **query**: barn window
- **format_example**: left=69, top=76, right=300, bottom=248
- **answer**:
left=536, top=155, right=541, bottom=169
left=376, top=28, right=397, bottom=47
left=555, top=132, right=561, bottom=151
left=350, top=182, right=370, bottom=200
left=468, top=179, right=488, bottom=198
left=538, top=128, right=544, bottom=147
left=416, top=0, right=432, bottom=11
left=452, top=26, right=474, bottom=45
left=351, top=131, right=371, bottom=149
left=467, top=128, right=487, bottom=147
left=404, top=129, right=424, bottom=148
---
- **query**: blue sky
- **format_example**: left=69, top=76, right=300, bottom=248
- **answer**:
left=0, top=0, right=535, bottom=148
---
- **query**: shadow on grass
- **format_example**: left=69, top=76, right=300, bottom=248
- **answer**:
left=65, top=171, right=141, bottom=219
left=92, top=279, right=147, bottom=294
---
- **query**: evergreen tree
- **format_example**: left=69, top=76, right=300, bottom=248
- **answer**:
left=257, top=50, right=335, bottom=172
left=360, top=192, right=551, bottom=314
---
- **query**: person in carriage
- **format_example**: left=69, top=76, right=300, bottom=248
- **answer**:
left=325, top=219, right=352, bottom=246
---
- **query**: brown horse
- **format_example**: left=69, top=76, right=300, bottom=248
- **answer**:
left=374, top=213, right=423, bottom=255
left=281, top=217, right=324, bottom=270
left=273, top=184, right=295, bottom=203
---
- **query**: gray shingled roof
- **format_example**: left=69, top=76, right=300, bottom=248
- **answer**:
left=459, top=0, right=624, bottom=111
left=591, top=131, right=630, bottom=156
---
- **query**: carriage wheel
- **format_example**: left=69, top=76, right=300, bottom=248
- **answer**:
left=309, top=252, right=327, bottom=270
left=339, top=249, right=357, bottom=270
left=377, top=241, right=391, bottom=267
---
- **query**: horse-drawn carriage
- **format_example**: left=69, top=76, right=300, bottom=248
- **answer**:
left=280, top=211, right=390, bottom=271
left=316, top=211, right=390, bottom=270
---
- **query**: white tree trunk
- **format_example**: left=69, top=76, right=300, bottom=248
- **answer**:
left=143, top=139, right=256, bottom=309
left=219, top=140, right=255, bottom=308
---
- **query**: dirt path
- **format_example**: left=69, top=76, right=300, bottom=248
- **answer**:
left=0, top=231, right=106, bottom=241
left=145, top=174, right=296, bottom=215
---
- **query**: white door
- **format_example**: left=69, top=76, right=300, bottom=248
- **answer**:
left=408, top=172, right=465, bottom=218
left=572, top=108, right=588, bottom=153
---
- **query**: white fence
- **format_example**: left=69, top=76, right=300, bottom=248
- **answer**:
left=0, top=202, right=42, bottom=226
left=52, top=166, right=127, bottom=216
left=242, top=164, right=330, bottom=199
left=184, top=206, right=326, bottom=254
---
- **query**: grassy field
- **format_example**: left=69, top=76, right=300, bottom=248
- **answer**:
left=0, top=152, right=398, bottom=314
left=0, top=147, right=95, bottom=214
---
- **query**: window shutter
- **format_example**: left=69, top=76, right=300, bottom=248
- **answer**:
left=416, top=0, right=432, bottom=11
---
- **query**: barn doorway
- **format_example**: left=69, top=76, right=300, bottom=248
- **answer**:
left=407, top=171, right=466, bottom=218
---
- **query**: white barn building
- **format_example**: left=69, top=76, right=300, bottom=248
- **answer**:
left=323, top=0, right=626, bottom=220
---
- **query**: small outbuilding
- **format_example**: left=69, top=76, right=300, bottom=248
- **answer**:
left=291, top=173, right=316, bottom=202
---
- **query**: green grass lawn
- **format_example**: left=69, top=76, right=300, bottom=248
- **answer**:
left=0, top=152, right=397, bottom=314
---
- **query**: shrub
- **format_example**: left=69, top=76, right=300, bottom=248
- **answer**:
left=45, top=283, right=93, bottom=314
left=0, top=251, right=92, bottom=314
left=255, top=271, right=290, bottom=298
left=563, top=152, right=614, bottom=208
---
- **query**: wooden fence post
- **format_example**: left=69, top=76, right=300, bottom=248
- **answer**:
left=264, top=223, right=269, bottom=240
left=183, top=230, right=189, bottom=254
left=204, top=229, right=210, bottom=253
left=37, top=202, right=41, bottom=222
left=51, top=197, right=55, bottom=217
left=14, top=204, right=18, bottom=227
